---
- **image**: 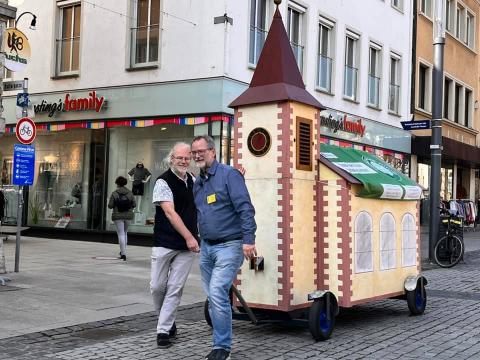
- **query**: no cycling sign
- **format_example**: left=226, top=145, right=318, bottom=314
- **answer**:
left=15, top=117, right=36, bottom=144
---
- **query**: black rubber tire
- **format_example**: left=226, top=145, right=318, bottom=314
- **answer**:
left=204, top=298, right=212, bottom=327
left=406, top=280, right=427, bottom=315
left=434, top=235, right=464, bottom=268
left=308, top=297, right=335, bottom=341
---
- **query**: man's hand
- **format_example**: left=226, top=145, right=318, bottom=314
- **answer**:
left=186, top=237, right=200, bottom=253
left=243, top=244, right=257, bottom=261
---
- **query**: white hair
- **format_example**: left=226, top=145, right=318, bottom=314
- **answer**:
left=164, top=142, right=191, bottom=166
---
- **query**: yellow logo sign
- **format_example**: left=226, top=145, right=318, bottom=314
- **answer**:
left=3, top=28, right=31, bottom=72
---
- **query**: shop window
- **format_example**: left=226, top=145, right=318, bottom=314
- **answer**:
left=355, top=211, right=373, bottom=273
left=367, top=43, right=381, bottom=108
left=249, top=0, right=268, bottom=66
left=317, top=17, right=335, bottom=93
left=380, top=212, right=396, bottom=270
left=55, top=2, right=81, bottom=75
left=296, top=117, right=312, bottom=171
left=344, top=31, right=359, bottom=101
left=388, top=54, right=401, bottom=114
left=402, top=213, right=416, bottom=267
left=130, top=0, right=160, bottom=67
left=287, top=3, right=305, bottom=74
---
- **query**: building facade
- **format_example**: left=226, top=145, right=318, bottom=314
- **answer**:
left=412, top=0, right=480, bottom=209
left=0, top=0, right=414, bottom=236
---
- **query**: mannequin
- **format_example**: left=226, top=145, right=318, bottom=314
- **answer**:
left=128, top=161, right=151, bottom=211
left=40, top=160, right=59, bottom=213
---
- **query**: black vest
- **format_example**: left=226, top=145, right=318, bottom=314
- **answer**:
left=153, top=169, right=198, bottom=250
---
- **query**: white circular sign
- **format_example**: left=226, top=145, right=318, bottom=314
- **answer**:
left=15, top=117, right=36, bottom=144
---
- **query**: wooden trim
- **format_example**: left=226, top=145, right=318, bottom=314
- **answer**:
left=296, top=116, right=312, bottom=171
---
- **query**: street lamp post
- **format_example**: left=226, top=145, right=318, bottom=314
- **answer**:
left=428, top=0, right=446, bottom=261
left=15, top=11, right=36, bottom=30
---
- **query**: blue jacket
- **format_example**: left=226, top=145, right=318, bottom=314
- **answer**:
left=193, top=160, right=256, bottom=245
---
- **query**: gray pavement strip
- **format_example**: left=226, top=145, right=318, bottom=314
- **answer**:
left=428, top=289, right=480, bottom=301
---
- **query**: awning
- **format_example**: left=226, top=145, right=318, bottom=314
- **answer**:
left=320, top=143, right=422, bottom=200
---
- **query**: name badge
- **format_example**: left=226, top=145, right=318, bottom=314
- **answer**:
left=207, top=194, right=216, bottom=204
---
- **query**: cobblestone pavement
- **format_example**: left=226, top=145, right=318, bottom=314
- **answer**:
left=2, top=252, right=480, bottom=360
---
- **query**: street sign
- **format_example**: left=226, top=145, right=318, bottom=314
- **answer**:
left=16, top=92, right=29, bottom=107
left=15, top=117, right=36, bottom=144
left=3, top=80, right=24, bottom=92
left=12, top=143, right=35, bottom=186
left=400, top=120, right=431, bottom=131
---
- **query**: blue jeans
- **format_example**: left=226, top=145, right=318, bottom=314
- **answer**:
left=200, top=240, right=244, bottom=351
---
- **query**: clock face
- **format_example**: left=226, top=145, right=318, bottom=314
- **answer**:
left=247, top=127, right=271, bottom=157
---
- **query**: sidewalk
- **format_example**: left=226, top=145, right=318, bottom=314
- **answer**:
left=0, top=236, right=203, bottom=339
left=1, top=229, right=480, bottom=339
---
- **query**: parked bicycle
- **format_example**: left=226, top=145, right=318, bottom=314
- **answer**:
left=434, top=207, right=465, bottom=268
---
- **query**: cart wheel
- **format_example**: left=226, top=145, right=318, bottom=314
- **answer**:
left=406, top=280, right=427, bottom=315
left=204, top=298, right=212, bottom=327
left=308, top=297, right=335, bottom=341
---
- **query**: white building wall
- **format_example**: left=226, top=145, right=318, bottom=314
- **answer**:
left=8, top=0, right=413, bottom=128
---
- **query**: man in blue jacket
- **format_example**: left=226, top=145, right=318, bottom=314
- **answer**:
left=191, top=135, right=257, bottom=360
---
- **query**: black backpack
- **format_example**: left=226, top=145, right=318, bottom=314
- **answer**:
left=115, top=192, right=132, bottom=212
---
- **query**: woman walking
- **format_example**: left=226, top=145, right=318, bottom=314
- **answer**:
left=108, top=176, right=136, bottom=260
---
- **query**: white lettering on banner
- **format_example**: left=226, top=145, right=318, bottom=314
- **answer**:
left=332, top=162, right=376, bottom=174
left=320, top=152, right=337, bottom=159
left=380, top=184, right=403, bottom=199
left=403, top=185, right=422, bottom=200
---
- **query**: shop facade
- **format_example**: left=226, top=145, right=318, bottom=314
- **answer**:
left=0, top=77, right=242, bottom=235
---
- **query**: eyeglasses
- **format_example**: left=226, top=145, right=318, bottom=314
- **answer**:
left=172, top=156, right=191, bottom=162
left=191, top=148, right=212, bottom=156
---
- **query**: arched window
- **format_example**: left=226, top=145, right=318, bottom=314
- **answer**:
left=401, top=213, right=417, bottom=267
left=355, top=211, right=373, bottom=273
left=380, top=213, right=396, bottom=270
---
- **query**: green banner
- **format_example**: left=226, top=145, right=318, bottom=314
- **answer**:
left=320, top=144, right=421, bottom=200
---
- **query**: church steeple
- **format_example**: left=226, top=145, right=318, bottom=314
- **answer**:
left=230, top=2, right=324, bottom=109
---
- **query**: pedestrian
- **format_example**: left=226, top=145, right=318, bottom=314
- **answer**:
left=108, top=176, right=136, bottom=261
left=191, top=135, right=257, bottom=360
left=150, top=142, right=200, bottom=348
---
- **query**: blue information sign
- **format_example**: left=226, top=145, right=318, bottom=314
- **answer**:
left=400, top=120, right=431, bottom=131
left=13, top=143, right=35, bottom=185
left=16, top=92, right=29, bottom=107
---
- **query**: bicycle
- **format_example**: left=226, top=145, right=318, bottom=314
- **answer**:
left=433, top=207, right=465, bottom=268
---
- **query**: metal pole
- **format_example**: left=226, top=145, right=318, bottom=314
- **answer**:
left=14, top=77, right=28, bottom=272
left=428, top=0, right=445, bottom=262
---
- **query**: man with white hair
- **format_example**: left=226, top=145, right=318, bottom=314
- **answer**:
left=150, top=142, right=199, bottom=348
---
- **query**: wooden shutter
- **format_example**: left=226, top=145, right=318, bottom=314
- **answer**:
left=296, top=117, right=312, bottom=171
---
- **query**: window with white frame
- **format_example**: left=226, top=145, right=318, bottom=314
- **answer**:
left=354, top=211, right=373, bottom=273
left=446, top=0, right=454, bottom=31
left=444, top=77, right=453, bottom=120
left=130, top=0, right=160, bottom=67
left=418, top=63, right=431, bottom=112
left=380, top=213, right=396, bottom=270
left=465, top=11, right=474, bottom=48
left=249, top=0, right=268, bottom=66
left=392, top=0, right=403, bottom=11
left=317, top=17, right=334, bottom=93
left=420, top=0, right=432, bottom=17
left=56, top=2, right=81, bottom=75
left=344, top=31, right=359, bottom=101
left=401, top=213, right=416, bottom=267
left=287, top=4, right=305, bottom=73
left=368, top=43, right=381, bottom=108
left=389, top=54, right=401, bottom=114
left=456, top=3, right=465, bottom=39
left=454, top=83, right=463, bottom=124
left=465, top=88, right=473, bottom=127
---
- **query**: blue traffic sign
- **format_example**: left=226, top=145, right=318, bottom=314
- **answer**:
left=400, top=120, right=431, bottom=131
left=13, top=143, right=35, bottom=186
left=16, top=92, right=29, bottom=107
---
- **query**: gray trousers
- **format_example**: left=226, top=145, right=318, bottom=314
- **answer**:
left=150, top=247, right=195, bottom=334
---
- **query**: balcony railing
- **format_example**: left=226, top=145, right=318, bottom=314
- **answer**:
left=56, top=37, right=80, bottom=74
left=389, top=84, right=400, bottom=113
left=249, top=26, right=267, bottom=65
left=368, top=74, right=380, bottom=107
left=291, top=42, right=304, bottom=73
left=130, top=24, right=159, bottom=65
left=317, top=54, right=332, bottom=92
left=344, top=65, right=358, bottom=100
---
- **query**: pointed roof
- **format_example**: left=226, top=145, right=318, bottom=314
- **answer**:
left=230, top=7, right=324, bottom=109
